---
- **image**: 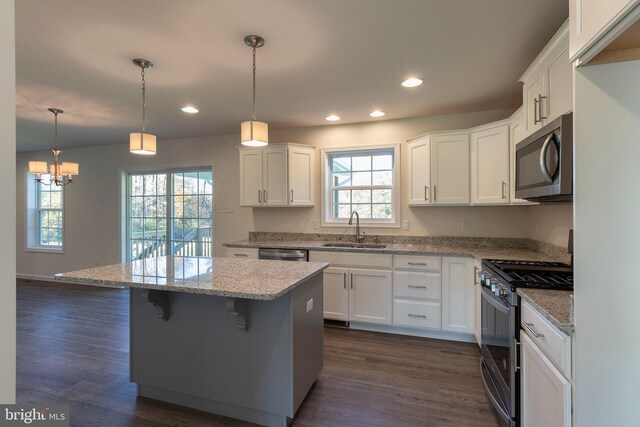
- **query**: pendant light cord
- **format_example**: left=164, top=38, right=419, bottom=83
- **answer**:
left=252, top=45, right=257, bottom=121
left=53, top=110, right=58, bottom=151
left=141, top=66, right=146, bottom=134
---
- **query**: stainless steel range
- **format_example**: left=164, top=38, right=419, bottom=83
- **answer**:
left=479, top=259, right=573, bottom=426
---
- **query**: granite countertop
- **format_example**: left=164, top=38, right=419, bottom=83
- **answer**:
left=517, top=288, right=574, bottom=335
left=224, top=239, right=564, bottom=263
left=55, top=256, right=329, bottom=300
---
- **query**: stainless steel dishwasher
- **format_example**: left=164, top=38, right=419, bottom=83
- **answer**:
left=258, top=248, right=309, bottom=261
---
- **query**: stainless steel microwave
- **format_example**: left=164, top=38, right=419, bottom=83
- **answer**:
left=515, top=113, right=573, bottom=202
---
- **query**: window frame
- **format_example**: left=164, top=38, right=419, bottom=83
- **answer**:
left=320, top=144, right=401, bottom=228
left=124, top=166, right=214, bottom=262
left=26, top=173, right=65, bottom=253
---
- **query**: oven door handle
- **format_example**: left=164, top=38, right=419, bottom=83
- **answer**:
left=482, top=287, right=512, bottom=313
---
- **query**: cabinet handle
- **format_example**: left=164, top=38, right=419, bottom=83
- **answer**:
left=408, top=285, right=427, bottom=289
left=343, top=272, right=346, bottom=289
left=263, top=190, right=267, bottom=203
left=290, top=189, right=294, bottom=203
left=533, top=97, right=540, bottom=125
left=408, top=313, right=427, bottom=318
left=501, top=181, right=506, bottom=199
left=538, top=95, right=547, bottom=121
left=408, top=262, right=427, bottom=266
left=523, top=322, right=545, bottom=338
left=424, top=185, right=429, bottom=201
left=234, top=253, right=248, bottom=257
left=350, top=273, right=353, bottom=289
left=434, top=185, right=437, bottom=202
left=474, top=266, right=478, bottom=286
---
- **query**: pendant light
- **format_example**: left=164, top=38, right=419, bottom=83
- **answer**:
left=241, top=35, right=268, bottom=147
left=28, top=108, right=79, bottom=187
left=130, top=58, right=157, bottom=155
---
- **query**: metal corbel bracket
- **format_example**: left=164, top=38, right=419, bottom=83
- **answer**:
left=143, top=289, right=170, bottom=321
left=226, top=298, right=249, bottom=331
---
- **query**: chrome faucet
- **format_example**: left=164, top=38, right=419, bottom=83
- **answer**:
left=348, top=211, right=365, bottom=243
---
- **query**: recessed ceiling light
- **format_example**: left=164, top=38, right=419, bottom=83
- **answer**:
left=401, top=77, right=423, bottom=88
left=326, top=115, right=341, bottom=121
left=181, top=106, right=199, bottom=113
left=370, top=110, right=386, bottom=118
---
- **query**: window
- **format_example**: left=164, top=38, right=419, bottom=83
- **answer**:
left=27, top=174, right=64, bottom=251
left=322, top=145, right=400, bottom=227
left=127, top=169, right=213, bottom=261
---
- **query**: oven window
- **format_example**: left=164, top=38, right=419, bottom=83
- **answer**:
left=482, top=290, right=512, bottom=387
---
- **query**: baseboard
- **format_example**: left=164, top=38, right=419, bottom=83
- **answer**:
left=348, top=322, right=477, bottom=343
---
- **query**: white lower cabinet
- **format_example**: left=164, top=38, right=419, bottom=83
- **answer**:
left=311, top=251, right=392, bottom=325
left=393, top=300, right=441, bottom=329
left=322, top=267, right=349, bottom=321
left=442, top=257, right=475, bottom=334
left=520, top=332, right=572, bottom=427
left=349, top=269, right=393, bottom=325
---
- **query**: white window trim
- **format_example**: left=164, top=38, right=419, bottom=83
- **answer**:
left=320, top=143, right=401, bottom=228
left=25, top=172, right=65, bottom=253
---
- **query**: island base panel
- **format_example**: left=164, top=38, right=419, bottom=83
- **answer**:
left=129, top=274, right=323, bottom=427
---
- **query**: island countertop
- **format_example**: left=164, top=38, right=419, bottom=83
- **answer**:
left=55, top=256, right=329, bottom=300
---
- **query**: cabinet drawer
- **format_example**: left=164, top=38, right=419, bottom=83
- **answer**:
left=521, top=300, right=572, bottom=378
left=393, top=300, right=441, bottom=329
left=393, top=271, right=441, bottom=300
left=309, top=251, right=392, bottom=269
left=225, top=247, right=259, bottom=259
left=394, top=255, right=441, bottom=271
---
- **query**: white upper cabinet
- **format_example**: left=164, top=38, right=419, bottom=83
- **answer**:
left=431, top=133, right=470, bottom=205
left=288, top=146, right=315, bottom=206
left=520, top=21, right=572, bottom=139
left=408, top=136, right=432, bottom=206
left=570, top=0, right=640, bottom=62
left=470, top=122, right=510, bottom=205
left=509, top=108, right=534, bottom=205
left=239, top=143, right=315, bottom=207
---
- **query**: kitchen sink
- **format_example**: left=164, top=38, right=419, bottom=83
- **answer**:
left=321, top=242, right=387, bottom=249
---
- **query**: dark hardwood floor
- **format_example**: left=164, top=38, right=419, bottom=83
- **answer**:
left=16, top=280, right=499, bottom=427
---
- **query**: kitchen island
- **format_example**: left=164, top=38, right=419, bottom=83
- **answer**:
left=55, top=256, right=328, bottom=427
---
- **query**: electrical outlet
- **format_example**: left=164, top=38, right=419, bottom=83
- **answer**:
left=402, top=220, right=410, bottom=230
left=313, top=219, right=320, bottom=229
left=216, top=203, right=233, bottom=213
left=306, top=298, right=314, bottom=313
left=462, top=220, right=471, bottom=232
left=296, top=220, right=303, bottom=229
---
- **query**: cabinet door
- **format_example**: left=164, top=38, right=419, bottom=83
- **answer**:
left=408, top=137, right=431, bottom=206
left=288, top=147, right=314, bottom=206
left=239, top=149, right=263, bottom=206
left=322, top=267, right=349, bottom=321
left=470, top=125, right=510, bottom=205
left=523, top=73, right=543, bottom=137
left=520, top=332, right=572, bottom=427
left=349, top=268, right=393, bottom=325
left=542, top=35, right=572, bottom=123
left=570, top=0, right=640, bottom=61
left=431, top=134, right=470, bottom=205
left=442, top=257, right=475, bottom=333
left=509, top=108, right=531, bottom=205
left=474, top=261, right=481, bottom=347
left=262, top=147, right=288, bottom=206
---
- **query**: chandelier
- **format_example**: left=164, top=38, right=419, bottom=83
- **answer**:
left=130, top=58, right=156, bottom=155
left=28, top=108, right=79, bottom=187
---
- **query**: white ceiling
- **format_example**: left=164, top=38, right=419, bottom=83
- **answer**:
left=16, top=0, right=568, bottom=152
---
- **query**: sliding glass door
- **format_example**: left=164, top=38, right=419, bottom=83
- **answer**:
left=127, top=169, right=213, bottom=261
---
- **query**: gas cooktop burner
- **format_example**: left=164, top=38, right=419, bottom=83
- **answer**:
left=482, top=259, right=573, bottom=290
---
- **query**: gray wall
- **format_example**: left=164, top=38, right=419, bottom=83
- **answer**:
left=16, top=108, right=573, bottom=278
left=1, top=0, right=16, bottom=404
left=574, top=60, right=640, bottom=426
